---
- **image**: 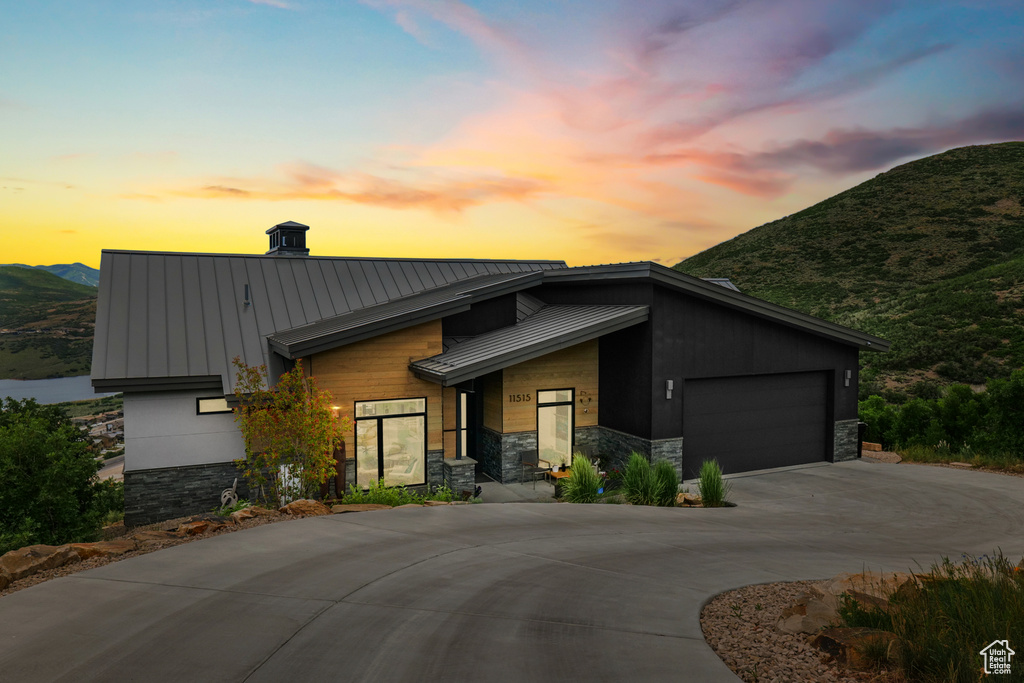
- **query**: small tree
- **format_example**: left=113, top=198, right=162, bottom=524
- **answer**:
left=232, top=357, right=350, bottom=508
left=0, top=398, right=105, bottom=553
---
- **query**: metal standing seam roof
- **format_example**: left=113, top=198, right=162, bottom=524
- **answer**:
left=543, top=262, right=890, bottom=352
left=91, top=250, right=565, bottom=393
left=409, top=304, right=650, bottom=386
left=267, top=270, right=545, bottom=358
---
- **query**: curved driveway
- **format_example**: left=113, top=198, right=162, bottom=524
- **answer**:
left=2, top=460, right=1023, bottom=682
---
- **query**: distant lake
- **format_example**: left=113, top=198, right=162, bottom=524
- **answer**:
left=0, top=376, right=118, bottom=404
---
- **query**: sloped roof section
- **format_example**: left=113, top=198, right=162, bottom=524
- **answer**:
left=268, top=270, right=544, bottom=358
left=545, top=262, right=889, bottom=351
left=410, top=304, right=649, bottom=386
left=91, top=250, right=565, bottom=393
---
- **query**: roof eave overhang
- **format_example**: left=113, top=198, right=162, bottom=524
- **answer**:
left=541, top=265, right=890, bottom=352
left=269, top=303, right=473, bottom=358
left=410, top=307, right=649, bottom=386
left=91, top=375, right=225, bottom=393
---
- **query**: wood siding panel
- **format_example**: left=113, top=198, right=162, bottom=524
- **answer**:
left=501, top=341, right=598, bottom=433
left=313, top=320, right=444, bottom=451
left=443, top=387, right=456, bottom=430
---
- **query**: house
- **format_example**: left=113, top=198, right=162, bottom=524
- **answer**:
left=92, top=222, right=888, bottom=525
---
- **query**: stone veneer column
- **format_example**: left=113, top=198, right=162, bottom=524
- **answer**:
left=443, top=457, right=477, bottom=496
left=833, top=419, right=860, bottom=462
left=651, top=437, right=684, bottom=480
left=427, top=449, right=444, bottom=488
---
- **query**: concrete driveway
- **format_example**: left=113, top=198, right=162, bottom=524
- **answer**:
left=2, top=460, right=1023, bottom=682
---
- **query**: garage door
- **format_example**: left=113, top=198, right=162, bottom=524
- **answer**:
left=682, top=372, right=828, bottom=477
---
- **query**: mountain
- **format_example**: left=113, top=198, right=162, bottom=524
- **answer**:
left=0, top=266, right=97, bottom=379
left=675, top=142, right=1024, bottom=396
left=2, top=263, right=100, bottom=287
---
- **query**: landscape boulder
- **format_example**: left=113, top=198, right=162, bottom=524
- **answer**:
left=230, top=507, right=258, bottom=523
left=280, top=499, right=332, bottom=516
left=130, top=530, right=183, bottom=544
left=178, top=515, right=233, bottom=536
left=676, top=493, right=702, bottom=506
left=777, top=571, right=914, bottom=635
left=817, top=571, right=914, bottom=612
left=70, top=540, right=138, bottom=560
left=776, top=584, right=837, bottom=634
left=0, top=544, right=81, bottom=582
left=810, top=627, right=897, bottom=669
left=0, top=569, right=11, bottom=591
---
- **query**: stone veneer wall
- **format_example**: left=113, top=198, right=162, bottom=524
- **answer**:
left=833, top=419, right=860, bottom=462
left=479, top=427, right=540, bottom=484
left=479, top=428, right=503, bottom=482
left=125, top=462, right=248, bottom=527
left=443, top=457, right=477, bottom=496
left=477, top=425, right=688, bottom=484
left=575, top=426, right=683, bottom=479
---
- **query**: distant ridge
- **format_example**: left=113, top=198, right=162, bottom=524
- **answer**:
left=2, top=263, right=99, bottom=287
left=675, top=142, right=1024, bottom=395
left=0, top=266, right=96, bottom=379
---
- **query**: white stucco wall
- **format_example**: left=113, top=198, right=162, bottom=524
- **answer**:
left=124, top=390, right=245, bottom=471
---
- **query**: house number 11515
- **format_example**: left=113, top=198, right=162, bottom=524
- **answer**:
left=508, top=393, right=531, bottom=403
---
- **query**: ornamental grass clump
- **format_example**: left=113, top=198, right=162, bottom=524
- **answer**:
left=697, top=459, right=731, bottom=507
left=622, top=452, right=655, bottom=505
left=561, top=452, right=602, bottom=503
left=838, top=551, right=1024, bottom=683
left=652, top=459, right=680, bottom=507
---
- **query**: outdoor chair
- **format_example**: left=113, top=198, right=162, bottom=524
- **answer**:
left=519, top=450, right=551, bottom=489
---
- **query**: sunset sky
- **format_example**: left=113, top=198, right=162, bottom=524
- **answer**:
left=3, top=0, right=1023, bottom=269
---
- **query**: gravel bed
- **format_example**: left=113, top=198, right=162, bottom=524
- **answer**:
left=701, top=582, right=904, bottom=683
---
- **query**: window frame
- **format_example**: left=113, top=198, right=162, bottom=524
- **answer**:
left=354, top=396, right=428, bottom=488
left=196, top=396, right=232, bottom=415
left=536, top=387, right=574, bottom=464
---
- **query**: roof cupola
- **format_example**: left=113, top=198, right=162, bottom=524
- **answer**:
left=266, top=221, right=310, bottom=256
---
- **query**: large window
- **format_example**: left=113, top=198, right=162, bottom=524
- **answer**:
left=537, top=389, right=573, bottom=468
left=355, top=398, right=426, bottom=487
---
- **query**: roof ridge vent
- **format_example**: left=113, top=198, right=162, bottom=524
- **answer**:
left=266, top=221, right=310, bottom=256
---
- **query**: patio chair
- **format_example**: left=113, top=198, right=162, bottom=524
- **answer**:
left=519, top=450, right=551, bottom=489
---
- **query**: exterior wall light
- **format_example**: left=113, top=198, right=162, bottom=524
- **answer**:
left=665, top=379, right=674, bottom=400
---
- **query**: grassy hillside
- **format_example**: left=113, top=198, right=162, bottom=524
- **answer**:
left=0, top=266, right=97, bottom=379
left=675, top=142, right=1024, bottom=395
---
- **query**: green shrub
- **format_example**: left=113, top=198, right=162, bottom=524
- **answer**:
left=858, top=372, right=1024, bottom=460
left=342, top=479, right=426, bottom=506
left=215, top=498, right=251, bottom=516
left=652, top=459, right=679, bottom=507
left=561, top=453, right=602, bottom=503
left=0, top=398, right=111, bottom=554
left=697, top=459, right=731, bottom=507
left=426, top=483, right=456, bottom=502
left=622, top=452, right=655, bottom=505
left=837, top=552, right=1024, bottom=683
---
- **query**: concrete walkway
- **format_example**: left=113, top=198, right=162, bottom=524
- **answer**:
left=2, top=459, right=1023, bottom=682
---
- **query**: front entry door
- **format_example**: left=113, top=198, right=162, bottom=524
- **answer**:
left=537, top=388, right=573, bottom=467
